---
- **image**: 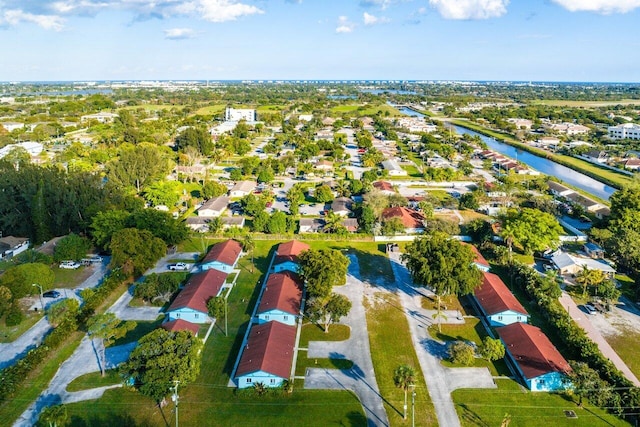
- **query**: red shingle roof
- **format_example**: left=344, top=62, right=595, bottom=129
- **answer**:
left=258, top=272, right=303, bottom=316
left=275, top=240, right=310, bottom=266
left=167, top=269, right=227, bottom=314
left=203, top=239, right=242, bottom=266
left=161, top=319, right=200, bottom=335
left=236, top=322, right=296, bottom=379
left=373, top=181, right=394, bottom=192
left=381, top=207, right=425, bottom=229
left=475, top=272, right=528, bottom=317
left=461, top=242, right=490, bottom=268
left=497, top=322, right=571, bottom=380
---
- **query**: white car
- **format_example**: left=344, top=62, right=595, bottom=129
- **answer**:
left=168, top=262, right=189, bottom=271
left=59, top=261, right=81, bottom=269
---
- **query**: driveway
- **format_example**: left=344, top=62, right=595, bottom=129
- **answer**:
left=13, top=337, right=136, bottom=427
left=304, top=254, right=389, bottom=427
left=559, top=291, right=640, bottom=386
left=387, top=252, right=496, bottom=427
left=107, top=284, right=163, bottom=321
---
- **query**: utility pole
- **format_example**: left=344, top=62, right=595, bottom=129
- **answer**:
left=224, top=290, right=228, bottom=337
left=32, top=283, right=44, bottom=313
left=410, top=384, right=416, bottom=427
left=172, top=380, right=179, bottom=427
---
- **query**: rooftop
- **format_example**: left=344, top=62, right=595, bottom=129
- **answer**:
left=258, top=271, right=303, bottom=316
left=167, top=269, right=228, bottom=314
left=474, top=272, right=529, bottom=317
left=202, top=239, right=243, bottom=267
left=236, top=321, right=297, bottom=379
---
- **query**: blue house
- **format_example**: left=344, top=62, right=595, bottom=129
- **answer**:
left=497, top=322, right=572, bottom=392
left=201, top=239, right=242, bottom=274
left=257, top=272, right=303, bottom=326
left=166, top=269, right=228, bottom=324
left=473, top=272, right=529, bottom=327
left=462, top=242, right=491, bottom=272
left=272, top=240, right=310, bottom=273
left=235, top=322, right=297, bottom=389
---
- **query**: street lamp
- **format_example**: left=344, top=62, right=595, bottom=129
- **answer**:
left=32, top=283, right=44, bottom=313
left=410, top=384, right=416, bottom=427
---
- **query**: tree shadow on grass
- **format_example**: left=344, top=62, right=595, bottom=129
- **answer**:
left=457, top=403, right=490, bottom=427
left=345, top=410, right=368, bottom=426
left=70, top=413, right=160, bottom=427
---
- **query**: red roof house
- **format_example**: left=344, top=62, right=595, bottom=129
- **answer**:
left=381, top=207, right=425, bottom=232
left=235, top=322, right=297, bottom=389
left=461, top=242, right=491, bottom=271
left=161, top=319, right=200, bottom=336
left=497, top=322, right=572, bottom=391
left=257, top=272, right=303, bottom=325
left=473, top=272, right=529, bottom=326
left=166, top=269, right=228, bottom=323
left=373, top=181, right=395, bottom=194
left=202, top=239, right=242, bottom=273
left=273, top=240, right=310, bottom=273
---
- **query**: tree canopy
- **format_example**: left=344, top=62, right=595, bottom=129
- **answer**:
left=298, top=248, right=350, bottom=299
left=110, top=228, right=166, bottom=276
left=501, top=207, right=563, bottom=254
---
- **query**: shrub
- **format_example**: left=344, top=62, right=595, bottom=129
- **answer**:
left=448, top=341, right=475, bottom=366
left=5, top=303, right=25, bottom=326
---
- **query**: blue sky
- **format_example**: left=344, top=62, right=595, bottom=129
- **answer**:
left=1, top=0, right=639, bottom=82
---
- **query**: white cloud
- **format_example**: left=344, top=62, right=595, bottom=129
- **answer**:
left=190, top=0, right=264, bottom=23
left=428, top=0, right=509, bottom=20
left=551, top=0, right=640, bottom=14
left=164, top=27, right=196, bottom=39
left=363, top=11, right=389, bottom=25
left=336, top=15, right=355, bottom=33
left=360, top=0, right=396, bottom=9
left=1, top=9, right=65, bottom=30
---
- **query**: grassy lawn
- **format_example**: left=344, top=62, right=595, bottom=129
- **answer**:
left=63, top=240, right=366, bottom=426
left=330, top=103, right=403, bottom=117
left=554, top=153, right=632, bottom=189
left=453, top=378, right=630, bottom=427
left=121, top=104, right=184, bottom=111
left=603, top=327, right=640, bottom=380
left=299, top=323, right=350, bottom=348
left=111, top=318, right=164, bottom=347
left=421, top=294, right=465, bottom=313
left=295, top=350, right=354, bottom=376
left=458, top=210, right=491, bottom=223
left=532, top=99, right=640, bottom=107
left=0, top=311, right=42, bottom=343
left=194, top=104, right=226, bottom=115
left=67, top=369, right=122, bottom=392
left=53, top=266, right=95, bottom=288
left=0, top=332, right=84, bottom=422
left=616, top=274, right=636, bottom=301
left=365, top=292, right=438, bottom=426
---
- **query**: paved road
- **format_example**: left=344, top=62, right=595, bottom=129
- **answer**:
left=107, top=284, right=163, bottom=321
left=305, top=254, right=389, bottom=427
left=388, top=252, right=496, bottom=427
left=13, top=338, right=136, bottom=427
left=559, top=291, right=640, bottom=386
left=0, top=259, right=110, bottom=369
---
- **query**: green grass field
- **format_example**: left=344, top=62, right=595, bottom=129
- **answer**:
left=453, top=379, right=630, bottom=427
left=0, top=311, right=41, bottom=343
left=194, top=104, right=226, bottom=115
left=532, top=99, right=640, bottom=107
left=120, top=104, right=184, bottom=111
left=330, top=103, right=403, bottom=117
left=66, top=370, right=122, bottom=392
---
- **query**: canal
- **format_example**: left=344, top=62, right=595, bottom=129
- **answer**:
left=393, top=105, right=616, bottom=200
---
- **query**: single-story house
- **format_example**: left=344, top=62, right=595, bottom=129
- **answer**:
left=315, top=160, right=334, bottom=171
left=593, top=206, right=611, bottom=220
left=298, top=218, right=325, bottom=233
left=0, top=121, right=24, bottom=132
left=273, top=240, right=310, bottom=273
left=235, top=321, right=297, bottom=389
left=229, top=181, right=257, bottom=198
left=186, top=217, right=211, bottom=233
left=257, top=272, right=303, bottom=326
left=198, top=196, right=230, bottom=217
left=166, top=269, right=228, bottom=323
left=474, top=272, right=529, bottom=327
left=201, top=239, right=243, bottom=273
left=372, top=181, right=396, bottom=195
left=381, top=207, right=425, bottom=234
left=462, top=243, right=490, bottom=272
left=161, top=319, right=200, bottom=336
left=620, top=158, right=640, bottom=171
left=551, top=251, right=615, bottom=277
left=381, top=159, right=407, bottom=176
left=497, top=322, right=572, bottom=392
left=331, top=197, right=353, bottom=216
left=583, top=242, right=605, bottom=259
left=221, top=216, right=246, bottom=229
left=547, top=181, right=574, bottom=198
left=0, top=236, right=29, bottom=260
left=584, top=150, right=609, bottom=164
left=341, top=218, right=359, bottom=232
left=80, top=112, right=119, bottom=123
left=564, top=192, right=605, bottom=213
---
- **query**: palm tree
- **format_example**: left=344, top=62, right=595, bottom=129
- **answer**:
left=393, top=364, right=416, bottom=420
left=323, top=210, right=344, bottom=234
left=242, top=234, right=255, bottom=273
left=576, top=266, right=606, bottom=298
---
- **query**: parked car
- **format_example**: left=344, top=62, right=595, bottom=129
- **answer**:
left=59, top=261, right=81, bottom=269
left=43, top=290, right=61, bottom=299
left=583, top=304, right=597, bottom=314
left=168, top=262, right=189, bottom=271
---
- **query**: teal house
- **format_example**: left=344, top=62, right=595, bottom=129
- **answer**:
left=201, top=239, right=242, bottom=274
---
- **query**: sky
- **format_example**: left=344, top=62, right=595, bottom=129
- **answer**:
left=0, top=0, right=639, bottom=82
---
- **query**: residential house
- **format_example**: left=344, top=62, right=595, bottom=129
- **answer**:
left=80, top=112, right=118, bottom=123
left=473, top=272, right=529, bottom=327
left=273, top=240, right=310, bottom=273
left=551, top=251, right=615, bottom=277
left=235, top=321, right=297, bottom=389
left=381, top=159, right=407, bottom=176
left=593, top=206, right=611, bottom=220
left=256, top=272, right=303, bottom=326
left=372, top=181, right=396, bottom=195
left=0, top=122, right=24, bottom=132
left=0, top=236, right=29, bottom=260
left=608, top=123, right=640, bottom=140
left=583, top=150, right=609, bottom=164
left=547, top=181, right=574, bottom=198
left=331, top=197, right=353, bottom=216
left=315, top=160, right=334, bottom=172
left=583, top=242, right=605, bottom=259
left=341, top=218, right=359, bottom=232
left=620, top=158, right=640, bottom=171
left=221, top=217, right=246, bottom=229
left=161, top=319, right=200, bottom=336
left=462, top=243, right=490, bottom=272
left=197, top=196, right=230, bottom=217
left=564, top=192, right=605, bottom=213
left=229, top=181, right=257, bottom=198
left=507, top=118, right=532, bottom=130
left=201, top=239, right=243, bottom=273
left=166, top=269, right=228, bottom=323
left=0, top=142, right=44, bottom=160
left=497, top=322, right=572, bottom=392
left=186, top=217, right=211, bottom=233
left=381, top=207, right=425, bottom=234
left=298, top=114, right=313, bottom=122
left=298, top=218, right=325, bottom=233
left=226, top=108, right=256, bottom=122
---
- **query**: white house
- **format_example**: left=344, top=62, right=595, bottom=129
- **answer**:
left=197, top=196, right=230, bottom=217
left=381, top=159, right=407, bottom=176
left=256, top=272, right=303, bottom=326
left=497, top=322, right=572, bottom=392
left=80, top=112, right=118, bottom=123
left=547, top=181, right=574, bottom=198
left=0, top=122, right=24, bottom=132
left=235, top=321, right=297, bottom=389
left=166, top=269, right=228, bottom=323
left=273, top=240, right=310, bottom=273
left=330, top=197, right=353, bottom=217
left=608, top=123, right=640, bottom=140
left=201, top=239, right=243, bottom=274
left=0, top=142, right=44, bottom=160
left=229, top=181, right=256, bottom=198
left=0, top=236, right=29, bottom=260
left=551, top=251, right=615, bottom=277
left=225, top=107, right=256, bottom=122
left=473, top=272, right=529, bottom=327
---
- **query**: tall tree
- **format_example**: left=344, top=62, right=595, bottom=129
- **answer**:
left=306, top=293, right=352, bottom=333
left=105, top=143, right=174, bottom=193
left=298, top=249, right=350, bottom=299
left=110, top=228, right=166, bottom=276
left=501, top=208, right=563, bottom=255
left=402, top=232, right=482, bottom=332
left=393, top=364, right=416, bottom=420
left=87, top=313, right=136, bottom=376
left=575, top=266, right=607, bottom=298
left=120, top=329, right=203, bottom=403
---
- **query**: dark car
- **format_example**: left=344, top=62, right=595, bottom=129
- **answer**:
left=43, top=290, right=61, bottom=299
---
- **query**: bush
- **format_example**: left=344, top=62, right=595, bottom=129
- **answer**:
left=53, top=233, right=92, bottom=262
left=5, top=303, right=25, bottom=326
left=448, top=341, right=475, bottom=366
